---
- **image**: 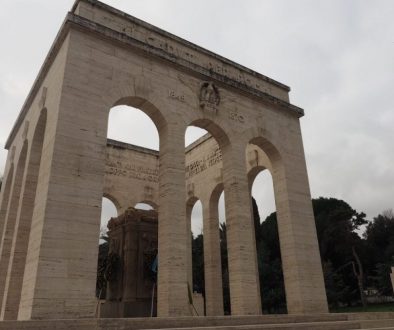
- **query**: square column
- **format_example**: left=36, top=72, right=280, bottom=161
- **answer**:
left=201, top=195, right=224, bottom=316
left=157, top=123, right=189, bottom=316
left=222, top=145, right=261, bottom=315
left=272, top=138, right=328, bottom=314
left=17, top=95, right=107, bottom=320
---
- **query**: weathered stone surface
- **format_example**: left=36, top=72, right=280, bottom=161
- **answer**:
left=1, top=313, right=394, bottom=330
left=0, top=0, right=328, bottom=321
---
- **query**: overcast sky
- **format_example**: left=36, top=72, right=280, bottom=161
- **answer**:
left=1, top=1, right=393, bottom=235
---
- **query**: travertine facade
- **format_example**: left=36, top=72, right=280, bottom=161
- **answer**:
left=0, top=0, right=328, bottom=321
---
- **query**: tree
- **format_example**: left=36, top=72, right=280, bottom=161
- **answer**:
left=192, top=233, right=204, bottom=294
left=364, top=210, right=394, bottom=295
left=256, top=211, right=286, bottom=313
left=219, top=222, right=231, bottom=314
left=313, top=197, right=368, bottom=307
left=96, top=229, right=109, bottom=299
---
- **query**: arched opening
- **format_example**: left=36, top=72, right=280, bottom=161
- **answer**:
left=134, top=202, right=156, bottom=211
left=217, top=189, right=231, bottom=315
left=185, top=120, right=230, bottom=316
left=1, top=110, right=48, bottom=320
left=190, top=200, right=204, bottom=295
left=96, top=196, right=118, bottom=300
left=185, top=126, right=208, bottom=148
left=185, top=196, right=204, bottom=316
left=0, top=164, right=14, bottom=249
left=100, top=196, right=118, bottom=238
left=108, top=105, right=159, bottom=149
left=99, top=102, right=162, bottom=318
left=0, top=141, right=28, bottom=316
left=246, top=141, right=286, bottom=314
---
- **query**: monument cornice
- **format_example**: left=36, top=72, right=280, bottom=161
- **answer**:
left=5, top=0, right=304, bottom=149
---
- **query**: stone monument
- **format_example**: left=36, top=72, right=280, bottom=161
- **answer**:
left=101, top=207, right=158, bottom=318
left=0, top=0, right=329, bottom=322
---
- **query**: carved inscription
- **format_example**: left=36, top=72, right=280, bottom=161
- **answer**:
left=96, top=11, right=280, bottom=98
left=185, top=147, right=222, bottom=179
left=106, top=160, right=158, bottom=183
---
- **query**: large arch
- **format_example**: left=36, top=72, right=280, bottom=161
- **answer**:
left=205, top=183, right=225, bottom=316
left=102, top=193, right=121, bottom=214
left=1, top=110, right=47, bottom=320
left=186, top=196, right=200, bottom=293
left=0, top=164, right=14, bottom=251
left=247, top=151, right=286, bottom=314
left=0, top=141, right=28, bottom=316
left=106, top=91, right=168, bottom=136
left=248, top=134, right=327, bottom=314
left=104, top=93, right=191, bottom=317
left=188, top=119, right=230, bottom=152
left=135, top=201, right=157, bottom=210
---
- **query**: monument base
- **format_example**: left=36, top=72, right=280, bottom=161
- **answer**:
left=1, top=312, right=394, bottom=330
left=100, top=299, right=156, bottom=318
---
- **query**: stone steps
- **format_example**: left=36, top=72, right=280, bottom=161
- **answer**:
left=1, top=313, right=394, bottom=330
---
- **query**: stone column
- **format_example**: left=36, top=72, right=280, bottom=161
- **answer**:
left=157, top=122, right=189, bottom=316
left=272, top=136, right=328, bottom=314
left=201, top=195, right=224, bottom=316
left=17, top=93, right=107, bottom=320
left=221, top=144, right=261, bottom=315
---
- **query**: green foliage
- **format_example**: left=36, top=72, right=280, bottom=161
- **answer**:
left=97, top=198, right=393, bottom=312
left=192, top=233, right=205, bottom=294
left=219, top=222, right=231, bottom=314
left=96, top=241, right=109, bottom=298
left=364, top=210, right=394, bottom=266
left=256, top=211, right=286, bottom=313
left=373, top=263, right=394, bottom=296
left=364, top=210, right=394, bottom=295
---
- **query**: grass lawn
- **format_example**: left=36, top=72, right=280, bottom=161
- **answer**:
left=332, top=303, right=394, bottom=313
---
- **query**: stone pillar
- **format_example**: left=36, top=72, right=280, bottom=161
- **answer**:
left=221, top=144, right=261, bottom=315
left=17, top=94, right=106, bottom=320
left=201, top=195, right=224, bottom=316
left=0, top=143, right=28, bottom=316
left=157, top=122, right=189, bottom=316
left=272, top=137, right=328, bottom=314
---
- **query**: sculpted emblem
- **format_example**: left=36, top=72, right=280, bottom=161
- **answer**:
left=199, top=82, right=220, bottom=113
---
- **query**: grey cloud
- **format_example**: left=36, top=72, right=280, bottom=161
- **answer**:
left=1, top=1, right=393, bottom=234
